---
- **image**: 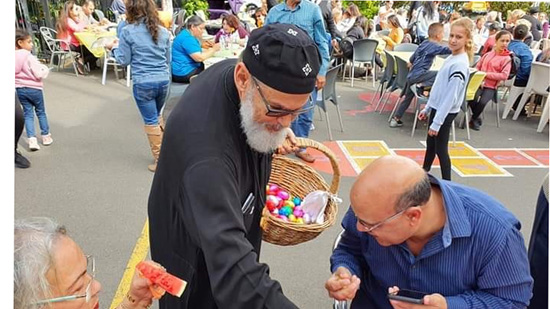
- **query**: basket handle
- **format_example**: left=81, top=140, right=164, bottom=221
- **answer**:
left=283, top=137, right=341, bottom=194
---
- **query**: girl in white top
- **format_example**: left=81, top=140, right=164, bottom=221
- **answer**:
left=416, top=1, right=440, bottom=43
left=419, top=17, right=473, bottom=181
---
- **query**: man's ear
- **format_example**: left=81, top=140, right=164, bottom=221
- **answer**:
left=234, top=62, right=250, bottom=97
left=406, top=207, right=422, bottom=226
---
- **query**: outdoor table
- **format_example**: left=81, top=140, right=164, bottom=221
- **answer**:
left=204, top=45, right=244, bottom=68
left=74, top=28, right=117, bottom=58
left=387, top=51, right=446, bottom=71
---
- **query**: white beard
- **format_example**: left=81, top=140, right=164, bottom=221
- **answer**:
left=239, top=87, right=287, bottom=153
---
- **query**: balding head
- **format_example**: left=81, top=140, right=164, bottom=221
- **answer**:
left=351, top=156, right=431, bottom=216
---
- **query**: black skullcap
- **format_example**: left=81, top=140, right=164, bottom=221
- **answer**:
left=242, top=23, right=321, bottom=94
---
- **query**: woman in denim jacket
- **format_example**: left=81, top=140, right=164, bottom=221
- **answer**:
left=107, top=0, right=170, bottom=172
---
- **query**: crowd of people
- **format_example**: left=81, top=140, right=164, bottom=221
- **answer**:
left=14, top=0, right=550, bottom=308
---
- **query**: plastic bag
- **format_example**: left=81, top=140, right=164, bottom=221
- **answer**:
left=300, top=191, right=342, bottom=224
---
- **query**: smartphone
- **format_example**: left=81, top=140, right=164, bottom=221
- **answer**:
left=387, top=289, right=427, bottom=304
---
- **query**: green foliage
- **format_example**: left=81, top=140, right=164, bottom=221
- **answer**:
left=342, top=1, right=381, bottom=19
left=182, top=0, right=209, bottom=19
left=340, top=1, right=548, bottom=21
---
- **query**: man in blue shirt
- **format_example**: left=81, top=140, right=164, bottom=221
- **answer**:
left=326, top=156, right=533, bottom=308
left=266, top=0, right=330, bottom=163
left=507, top=25, right=533, bottom=117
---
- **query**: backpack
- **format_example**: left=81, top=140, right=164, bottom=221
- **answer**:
left=339, top=37, right=355, bottom=59
left=508, top=53, right=521, bottom=80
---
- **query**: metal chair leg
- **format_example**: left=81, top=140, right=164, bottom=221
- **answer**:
left=325, top=110, right=333, bottom=141
left=411, top=109, right=419, bottom=137
left=336, top=105, right=344, bottom=132
left=351, top=61, right=355, bottom=88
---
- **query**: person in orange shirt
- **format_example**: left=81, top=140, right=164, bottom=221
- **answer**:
left=381, top=14, right=404, bottom=51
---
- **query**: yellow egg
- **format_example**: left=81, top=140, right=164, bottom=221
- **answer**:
left=296, top=218, right=304, bottom=224
left=288, top=214, right=297, bottom=222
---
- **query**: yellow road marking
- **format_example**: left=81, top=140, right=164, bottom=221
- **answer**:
left=110, top=219, right=150, bottom=309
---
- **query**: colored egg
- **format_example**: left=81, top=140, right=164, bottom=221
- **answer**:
left=293, top=209, right=304, bottom=218
left=293, top=197, right=301, bottom=206
left=266, top=185, right=270, bottom=192
left=277, top=190, right=290, bottom=200
left=272, top=208, right=279, bottom=215
left=283, top=200, right=295, bottom=208
left=277, top=215, right=289, bottom=222
left=280, top=206, right=292, bottom=217
left=288, top=214, right=297, bottom=222
left=296, top=218, right=304, bottom=224
left=269, top=184, right=280, bottom=193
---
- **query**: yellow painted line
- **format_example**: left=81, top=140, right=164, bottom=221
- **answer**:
left=110, top=219, right=150, bottom=309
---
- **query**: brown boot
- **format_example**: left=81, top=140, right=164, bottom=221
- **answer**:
left=144, top=125, right=163, bottom=172
left=158, top=116, right=165, bottom=132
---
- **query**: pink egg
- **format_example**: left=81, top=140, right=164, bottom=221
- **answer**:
left=269, top=184, right=280, bottom=193
left=293, top=209, right=304, bottom=218
left=277, top=190, right=290, bottom=200
left=277, top=215, right=289, bottom=222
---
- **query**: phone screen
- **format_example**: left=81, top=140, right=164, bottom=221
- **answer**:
left=387, top=289, right=427, bottom=304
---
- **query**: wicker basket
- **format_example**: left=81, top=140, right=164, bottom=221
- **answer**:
left=260, top=138, right=341, bottom=246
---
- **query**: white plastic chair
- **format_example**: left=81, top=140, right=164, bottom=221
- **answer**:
left=501, top=78, right=525, bottom=120
left=39, top=26, right=80, bottom=76
left=537, top=95, right=550, bottom=132
left=512, top=62, right=550, bottom=120
left=101, top=48, right=130, bottom=87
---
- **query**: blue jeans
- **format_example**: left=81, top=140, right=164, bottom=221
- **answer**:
left=16, top=87, right=49, bottom=138
left=291, top=88, right=317, bottom=151
left=291, top=88, right=317, bottom=138
left=133, top=80, right=169, bottom=125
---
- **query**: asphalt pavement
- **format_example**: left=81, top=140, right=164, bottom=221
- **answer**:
left=15, top=67, right=548, bottom=308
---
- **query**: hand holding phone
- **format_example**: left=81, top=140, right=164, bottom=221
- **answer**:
left=387, top=286, right=448, bottom=308
left=388, top=288, right=427, bottom=304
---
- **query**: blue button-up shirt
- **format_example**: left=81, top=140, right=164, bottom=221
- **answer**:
left=265, top=0, right=330, bottom=76
left=113, top=21, right=171, bottom=84
left=331, top=175, right=533, bottom=308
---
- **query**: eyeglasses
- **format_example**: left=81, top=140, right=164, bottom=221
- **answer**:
left=35, top=255, right=96, bottom=305
left=356, top=208, right=409, bottom=233
left=251, top=77, right=314, bottom=117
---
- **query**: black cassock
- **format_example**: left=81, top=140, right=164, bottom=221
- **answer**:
left=148, top=60, right=298, bottom=309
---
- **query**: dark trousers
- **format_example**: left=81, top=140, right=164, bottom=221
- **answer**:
left=15, top=93, right=24, bottom=150
left=527, top=180, right=549, bottom=309
left=468, top=87, right=497, bottom=121
left=172, top=63, right=205, bottom=84
left=423, top=109, right=458, bottom=180
left=70, top=44, right=98, bottom=68
left=394, top=71, right=438, bottom=119
left=374, top=53, right=384, bottom=68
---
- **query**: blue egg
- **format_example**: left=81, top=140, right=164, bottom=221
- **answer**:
left=293, top=197, right=301, bottom=206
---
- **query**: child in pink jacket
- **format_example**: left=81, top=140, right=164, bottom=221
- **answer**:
left=468, top=30, right=513, bottom=131
left=15, top=29, right=52, bottom=151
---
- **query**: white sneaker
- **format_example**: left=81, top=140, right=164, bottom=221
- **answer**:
left=42, top=134, right=53, bottom=146
left=28, top=137, right=40, bottom=151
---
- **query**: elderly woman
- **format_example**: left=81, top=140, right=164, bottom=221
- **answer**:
left=171, top=16, right=220, bottom=84
left=14, top=217, right=162, bottom=309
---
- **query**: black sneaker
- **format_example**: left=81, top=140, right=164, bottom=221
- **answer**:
left=469, top=120, right=481, bottom=131
left=15, top=150, right=30, bottom=168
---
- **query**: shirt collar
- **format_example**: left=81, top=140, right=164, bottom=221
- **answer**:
left=282, top=0, right=303, bottom=12
left=428, top=174, right=472, bottom=247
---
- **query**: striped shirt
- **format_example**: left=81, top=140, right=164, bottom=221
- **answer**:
left=331, top=174, right=533, bottom=309
left=265, top=0, right=330, bottom=76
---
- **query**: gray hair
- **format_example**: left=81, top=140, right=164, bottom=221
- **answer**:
left=394, top=173, right=431, bottom=212
left=14, top=217, right=67, bottom=309
left=185, top=15, right=205, bottom=29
